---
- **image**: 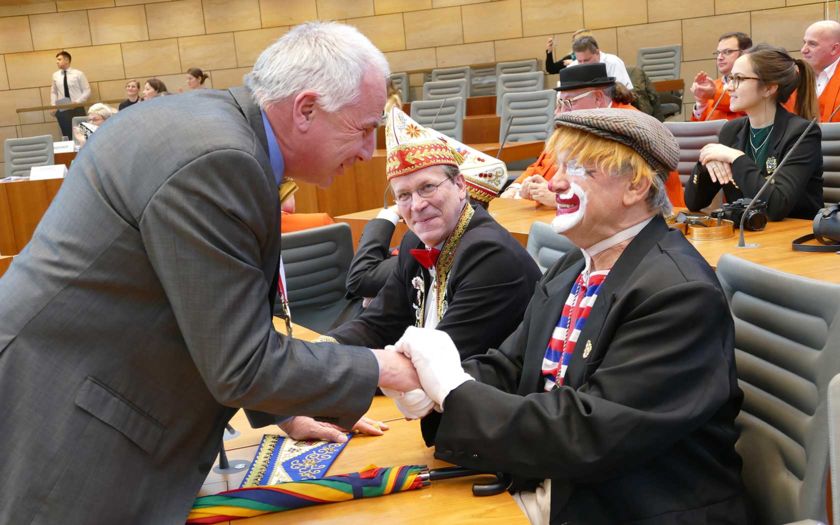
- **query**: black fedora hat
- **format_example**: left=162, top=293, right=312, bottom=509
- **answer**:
left=554, top=63, right=615, bottom=91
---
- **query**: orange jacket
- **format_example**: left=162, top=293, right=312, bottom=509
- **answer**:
left=280, top=212, right=335, bottom=234
left=690, top=78, right=743, bottom=122
left=516, top=103, right=685, bottom=207
left=784, top=65, right=840, bottom=122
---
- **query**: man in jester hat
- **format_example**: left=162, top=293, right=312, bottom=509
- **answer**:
left=321, top=106, right=540, bottom=358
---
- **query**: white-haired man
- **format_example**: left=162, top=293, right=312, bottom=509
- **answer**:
left=0, top=22, right=418, bottom=523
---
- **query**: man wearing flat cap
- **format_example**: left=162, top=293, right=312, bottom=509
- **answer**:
left=392, top=109, right=749, bottom=523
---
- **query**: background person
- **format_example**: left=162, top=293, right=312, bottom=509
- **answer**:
left=50, top=50, right=90, bottom=139
left=690, top=32, right=753, bottom=121
left=185, top=67, right=209, bottom=91
left=72, top=102, right=117, bottom=148
left=142, top=78, right=168, bottom=100
left=119, top=79, right=141, bottom=110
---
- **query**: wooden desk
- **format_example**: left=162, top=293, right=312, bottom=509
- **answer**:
left=340, top=198, right=840, bottom=285
left=466, top=95, right=496, bottom=116
left=0, top=177, right=63, bottom=255
left=201, top=318, right=527, bottom=524
left=0, top=255, right=13, bottom=278
left=463, top=114, right=501, bottom=143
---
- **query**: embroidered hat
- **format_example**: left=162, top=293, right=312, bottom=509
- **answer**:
left=555, top=63, right=615, bottom=92
left=553, top=108, right=679, bottom=179
left=384, top=106, right=507, bottom=203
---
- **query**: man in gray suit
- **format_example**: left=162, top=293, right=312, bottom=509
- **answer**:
left=0, top=22, right=417, bottom=524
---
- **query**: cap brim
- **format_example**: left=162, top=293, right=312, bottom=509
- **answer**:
left=554, top=77, right=616, bottom=91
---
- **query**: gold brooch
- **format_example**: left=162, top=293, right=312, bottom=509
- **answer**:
left=582, top=340, right=592, bottom=359
left=766, top=156, right=777, bottom=175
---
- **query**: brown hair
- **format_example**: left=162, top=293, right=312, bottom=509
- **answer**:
left=187, top=67, right=208, bottom=84
left=572, top=36, right=599, bottom=54
left=56, top=50, right=71, bottom=62
left=609, top=83, right=636, bottom=105
left=745, top=43, right=818, bottom=120
left=719, top=32, right=752, bottom=51
left=145, top=78, right=168, bottom=94
left=125, top=79, right=140, bottom=89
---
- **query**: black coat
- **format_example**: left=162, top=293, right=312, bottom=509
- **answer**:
left=684, top=106, right=823, bottom=220
left=422, top=216, right=750, bottom=524
left=329, top=204, right=541, bottom=359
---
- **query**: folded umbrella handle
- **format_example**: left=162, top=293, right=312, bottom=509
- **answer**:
left=426, top=466, right=512, bottom=497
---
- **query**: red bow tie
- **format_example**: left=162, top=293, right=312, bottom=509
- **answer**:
left=410, top=248, right=441, bottom=269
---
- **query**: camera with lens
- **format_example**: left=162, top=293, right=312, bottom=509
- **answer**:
left=709, top=198, right=768, bottom=231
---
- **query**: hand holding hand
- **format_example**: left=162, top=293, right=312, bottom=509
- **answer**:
left=520, top=175, right=546, bottom=200
left=395, top=327, right=474, bottom=407
left=372, top=348, right=420, bottom=392
left=700, top=143, right=745, bottom=166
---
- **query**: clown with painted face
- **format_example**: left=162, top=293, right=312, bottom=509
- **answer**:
left=391, top=109, right=749, bottom=524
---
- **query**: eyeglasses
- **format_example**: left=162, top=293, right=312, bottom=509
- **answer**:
left=393, top=178, right=452, bottom=205
left=559, top=159, right=595, bottom=178
left=726, top=74, right=761, bottom=89
left=557, top=90, right=597, bottom=112
left=712, top=48, right=740, bottom=58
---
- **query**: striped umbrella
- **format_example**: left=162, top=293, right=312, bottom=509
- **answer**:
left=187, top=465, right=429, bottom=524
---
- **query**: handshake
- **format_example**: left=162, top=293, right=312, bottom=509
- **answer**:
left=375, top=326, right=475, bottom=420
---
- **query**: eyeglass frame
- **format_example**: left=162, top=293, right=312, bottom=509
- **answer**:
left=725, top=74, right=761, bottom=89
left=392, top=176, right=454, bottom=206
left=712, top=48, right=741, bottom=58
left=556, top=90, right=598, bottom=112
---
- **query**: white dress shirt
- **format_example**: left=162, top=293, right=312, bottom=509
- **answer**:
left=571, top=51, right=634, bottom=90
left=816, top=57, right=840, bottom=97
left=50, top=67, right=91, bottom=106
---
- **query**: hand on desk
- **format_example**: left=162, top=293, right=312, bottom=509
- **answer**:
left=279, top=415, right=390, bottom=443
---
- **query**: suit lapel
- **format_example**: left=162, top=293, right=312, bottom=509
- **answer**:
left=563, top=216, right=670, bottom=388
left=518, top=254, right=585, bottom=395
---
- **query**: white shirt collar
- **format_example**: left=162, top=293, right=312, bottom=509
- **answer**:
left=581, top=217, right=653, bottom=272
left=823, top=56, right=840, bottom=79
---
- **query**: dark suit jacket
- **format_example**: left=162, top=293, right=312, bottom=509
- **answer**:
left=345, top=217, right=399, bottom=299
left=684, top=106, right=823, bottom=220
left=422, top=216, right=750, bottom=524
left=329, top=204, right=541, bottom=359
left=0, top=87, right=379, bottom=524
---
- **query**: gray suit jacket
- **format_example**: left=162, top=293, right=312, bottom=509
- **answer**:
left=0, top=87, right=379, bottom=524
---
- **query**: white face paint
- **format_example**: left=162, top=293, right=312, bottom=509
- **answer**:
left=551, top=181, right=587, bottom=234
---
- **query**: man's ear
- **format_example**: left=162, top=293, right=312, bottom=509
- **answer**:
left=623, top=174, right=652, bottom=207
left=292, top=91, right=319, bottom=131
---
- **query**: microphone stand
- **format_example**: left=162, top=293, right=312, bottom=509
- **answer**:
left=213, top=423, right=251, bottom=475
left=737, top=117, right=818, bottom=248
left=496, top=114, right=516, bottom=160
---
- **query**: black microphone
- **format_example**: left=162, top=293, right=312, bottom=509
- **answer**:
left=737, top=117, right=818, bottom=248
left=496, top=114, right=516, bottom=159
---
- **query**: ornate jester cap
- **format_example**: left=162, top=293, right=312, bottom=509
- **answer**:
left=384, top=106, right=507, bottom=204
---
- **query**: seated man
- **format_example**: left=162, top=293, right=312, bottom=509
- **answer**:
left=503, top=63, right=684, bottom=207
left=324, top=106, right=541, bottom=359
left=690, top=32, right=752, bottom=122
left=568, top=36, right=633, bottom=90
left=794, top=20, right=840, bottom=122
left=395, top=109, right=748, bottom=524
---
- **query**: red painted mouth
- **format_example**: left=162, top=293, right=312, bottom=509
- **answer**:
left=556, top=193, right=580, bottom=215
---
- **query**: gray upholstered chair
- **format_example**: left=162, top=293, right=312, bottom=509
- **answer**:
left=496, top=71, right=544, bottom=115
left=432, top=66, right=471, bottom=87
left=495, top=59, right=538, bottom=76
left=664, top=120, right=726, bottom=187
left=717, top=254, right=840, bottom=524
left=3, top=135, right=55, bottom=179
left=499, top=89, right=555, bottom=144
left=410, top=97, right=465, bottom=141
left=422, top=79, right=468, bottom=101
left=637, top=45, right=681, bottom=81
left=281, top=223, right=354, bottom=334
left=819, top=122, right=840, bottom=205
left=470, top=65, right=496, bottom=96
left=526, top=221, right=575, bottom=273
left=828, top=374, right=840, bottom=525
left=390, top=72, right=409, bottom=103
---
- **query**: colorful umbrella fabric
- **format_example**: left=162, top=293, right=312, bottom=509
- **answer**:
left=187, top=465, right=429, bottom=524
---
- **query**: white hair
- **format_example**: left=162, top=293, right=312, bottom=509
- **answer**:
left=87, top=103, right=117, bottom=120
left=244, top=21, right=390, bottom=112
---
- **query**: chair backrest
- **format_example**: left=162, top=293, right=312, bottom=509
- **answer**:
left=423, top=79, right=468, bottom=101
left=470, top=65, right=496, bottom=96
left=526, top=221, right=575, bottom=273
left=637, top=45, right=682, bottom=81
left=499, top=89, right=555, bottom=143
left=716, top=254, right=840, bottom=524
left=820, top=122, right=840, bottom=205
left=432, top=66, right=471, bottom=86
left=71, top=115, right=88, bottom=130
left=496, top=71, right=544, bottom=115
left=3, top=135, right=55, bottom=179
left=410, top=97, right=465, bottom=141
left=390, top=72, right=409, bottom=103
left=664, top=120, right=726, bottom=186
left=281, top=223, right=354, bottom=333
left=495, top=59, right=538, bottom=77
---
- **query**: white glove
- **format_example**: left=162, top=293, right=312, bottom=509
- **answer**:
left=380, top=345, right=436, bottom=419
left=394, top=326, right=474, bottom=408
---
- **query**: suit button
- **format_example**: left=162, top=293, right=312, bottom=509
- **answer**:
left=471, top=453, right=479, bottom=459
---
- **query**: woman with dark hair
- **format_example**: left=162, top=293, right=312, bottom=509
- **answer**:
left=142, top=78, right=167, bottom=100
left=685, top=44, right=823, bottom=220
left=119, top=79, right=141, bottom=110
left=185, top=67, right=209, bottom=90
